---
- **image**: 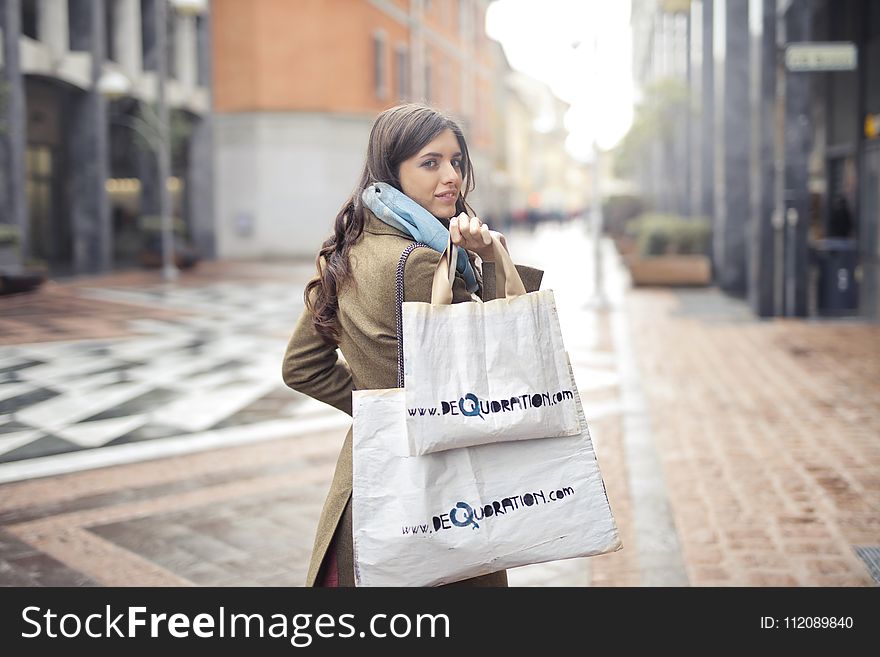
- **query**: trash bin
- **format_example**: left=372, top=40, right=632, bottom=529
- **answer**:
left=812, top=238, right=858, bottom=315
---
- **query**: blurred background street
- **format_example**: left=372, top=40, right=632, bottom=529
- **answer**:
left=0, top=0, right=878, bottom=587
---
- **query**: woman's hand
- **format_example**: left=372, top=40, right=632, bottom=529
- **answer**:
left=449, top=213, right=508, bottom=262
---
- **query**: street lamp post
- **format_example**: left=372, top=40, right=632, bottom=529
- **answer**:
left=587, top=34, right=607, bottom=309
left=589, top=139, right=608, bottom=308
left=155, top=0, right=176, bottom=282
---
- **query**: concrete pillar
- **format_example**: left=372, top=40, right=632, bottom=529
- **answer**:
left=779, top=0, right=813, bottom=316
left=39, top=0, right=69, bottom=59
left=853, top=0, right=876, bottom=320
left=69, top=0, right=111, bottom=273
left=177, top=14, right=196, bottom=91
left=689, top=0, right=704, bottom=218
left=748, top=0, right=777, bottom=316
left=700, top=0, right=715, bottom=222
left=188, top=9, right=214, bottom=259
left=682, top=9, right=692, bottom=217
left=188, top=115, right=214, bottom=259
left=713, top=0, right=750, bottom=295
left=1, top=0, right=29, bottom=271
left=117, top=0, right=143, bottom=78
left=138, top=0, right=158, bottom=222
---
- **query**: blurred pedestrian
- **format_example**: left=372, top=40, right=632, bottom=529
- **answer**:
left=282, top=104, right=543, bottom=587
left=828, top=194, right=854, bottom=239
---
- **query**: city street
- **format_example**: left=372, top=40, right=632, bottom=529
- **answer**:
left=0, top=222, right=878, bottom=587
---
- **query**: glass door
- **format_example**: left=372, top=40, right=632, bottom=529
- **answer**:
left=25, top=144, right=54, bottom=264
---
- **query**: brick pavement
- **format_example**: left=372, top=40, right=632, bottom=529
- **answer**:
left=0, top=429, right=343, bottom=586
left=627, top=290, right=879, bottom=586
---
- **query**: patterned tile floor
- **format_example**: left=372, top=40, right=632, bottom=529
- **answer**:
left=0, top=281, right=333, bottom=468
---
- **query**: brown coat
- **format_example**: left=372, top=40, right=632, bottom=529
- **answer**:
left=282, top=211, right=544, bottom=586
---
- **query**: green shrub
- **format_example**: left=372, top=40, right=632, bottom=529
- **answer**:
left=626, top=214, right=711, bottom=257
left=0, top=223, right=21, bottom=246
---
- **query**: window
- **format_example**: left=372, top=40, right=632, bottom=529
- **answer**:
left=395, top=45, right=408, bottom=101
left=141, top=0, right=157, bottom=71
left=68, top=0, right=90, bottom=51
left=166, top=8, right=178, bottom=78
left=373, top=33, right=387, bottom=99
left=105, top=0, right=118, bottom=61
left=196, top=15, right=208, bottom=87
left=21, top=0, right=39, bottom=39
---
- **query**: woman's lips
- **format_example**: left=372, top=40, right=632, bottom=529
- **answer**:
left=435, top=192, right=457, bottom=202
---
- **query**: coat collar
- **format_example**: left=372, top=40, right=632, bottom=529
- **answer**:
left=362, top=209, right=450, bottom=238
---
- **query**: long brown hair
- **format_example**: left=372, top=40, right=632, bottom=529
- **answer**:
left=305, top=104, right=476, bottom=345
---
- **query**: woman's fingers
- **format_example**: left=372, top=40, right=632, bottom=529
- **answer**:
left=449, top=214, right=495, bottom=251
left=450, top=213, right=464, bottom=244
left=469, top=216, right=481, bottom=237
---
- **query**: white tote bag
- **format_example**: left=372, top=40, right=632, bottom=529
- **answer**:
left=351, top=373, right=621, bottom=587
left=402, top=235, right=581, bottom=455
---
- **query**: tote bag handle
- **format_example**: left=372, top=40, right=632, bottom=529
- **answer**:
left=430, top=232, right=526, bottom=306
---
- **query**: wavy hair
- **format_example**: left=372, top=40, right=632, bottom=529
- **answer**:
left=305, top=104, right=476, bottom=345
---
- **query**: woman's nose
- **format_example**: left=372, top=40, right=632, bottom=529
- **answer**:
left=440, top=161, right=460, bottom=182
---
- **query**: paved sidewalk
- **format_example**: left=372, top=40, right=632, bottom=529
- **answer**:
left=0, top=223, right=877, bottom=587
left=625, top=288, right=879, bottom=586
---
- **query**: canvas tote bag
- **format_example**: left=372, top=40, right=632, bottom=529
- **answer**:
left=351, top=243, right=621, bottom=587
left=401, top=234, right=581, bottom=455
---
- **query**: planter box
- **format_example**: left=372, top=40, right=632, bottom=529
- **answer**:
left=0, top=271, right=46, bottom=296
left=624, top=255, right=712, bottom=287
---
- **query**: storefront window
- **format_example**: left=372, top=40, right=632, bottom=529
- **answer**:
left=21, top=0, right=38, bottom=39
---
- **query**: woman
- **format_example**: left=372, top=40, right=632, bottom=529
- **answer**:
left=282, top=104, right=544, bottom=587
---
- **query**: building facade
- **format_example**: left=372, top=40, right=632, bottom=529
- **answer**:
left=211, top=0, right=533, bottom=259
left=629, top=0, right=880, bottom=320
left=0, top=0, right=214, bottom=277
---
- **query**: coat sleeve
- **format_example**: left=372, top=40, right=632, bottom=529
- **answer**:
left=402, top=246, right=476, bottom=303
left=282, top=303, right=354, bottom=417
left=480, top=261, right=544, bottom=300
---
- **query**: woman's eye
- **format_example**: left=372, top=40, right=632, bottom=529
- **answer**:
left=452, top=159, right=462, bottom=168
left=421, top=159, right=437, bottom=168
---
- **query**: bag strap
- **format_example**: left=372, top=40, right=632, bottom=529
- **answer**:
left=431, top=232, right=525, bottom=305
left=396, top=242, right=431, bottom=388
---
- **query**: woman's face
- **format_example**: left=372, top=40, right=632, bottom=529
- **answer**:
left=398, top=128, right=464, bottom=219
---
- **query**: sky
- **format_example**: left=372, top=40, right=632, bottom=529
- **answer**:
left=485, top=0, right=635, bottom=159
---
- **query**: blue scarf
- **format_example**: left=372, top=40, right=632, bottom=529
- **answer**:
left=361, top=182, right=479, bottom=293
